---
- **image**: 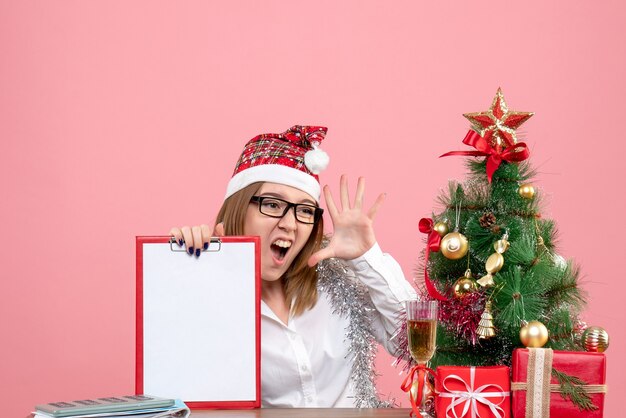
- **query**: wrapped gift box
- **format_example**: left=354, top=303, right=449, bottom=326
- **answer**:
left=511, top=348, right=607, bottom=418
left=436, top=365, right=511, bottom=418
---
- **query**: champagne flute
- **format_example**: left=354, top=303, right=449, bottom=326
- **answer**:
left=405, top=300, right=438, bottom=417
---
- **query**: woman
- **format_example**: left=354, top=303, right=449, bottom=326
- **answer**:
left=170, top=125, right=416, bottom=407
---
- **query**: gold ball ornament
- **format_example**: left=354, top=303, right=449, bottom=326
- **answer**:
left=520, top=320, right=549, bottom=348
left=440, top=232, right=469, bottom=260
left=518, top=183, right=536, bottom=199
left=582, top=326, right=609, bottom=353
left=433, top=221, right=449, bottom=237
left=453, top=270, right=478, bottom=298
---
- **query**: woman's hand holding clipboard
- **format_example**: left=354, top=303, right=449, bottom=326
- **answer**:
left=169, top=223, right=224, bottom=257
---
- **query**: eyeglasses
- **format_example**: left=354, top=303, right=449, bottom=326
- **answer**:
left=250, top=196, right=323, bottom=224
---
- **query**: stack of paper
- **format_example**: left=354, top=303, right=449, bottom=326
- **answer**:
left=32, top=396, right=190, bottom=418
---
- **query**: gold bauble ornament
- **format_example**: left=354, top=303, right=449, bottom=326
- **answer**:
left=453, top=270, right=478, bottom=298
left=440, top=231, right=469, bottom=260
left=518, top=183, right=535, bottom=199
left=520, top=320, right=549, bottom=348
left=433, top=221, right=449, bottom=237
left=582, top=326, right=609, bottom=353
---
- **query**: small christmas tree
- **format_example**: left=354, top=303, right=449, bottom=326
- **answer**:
left=412, top=88, right=587, bottom=368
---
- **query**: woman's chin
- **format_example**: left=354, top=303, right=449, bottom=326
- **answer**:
left=260, top=263, right=288, bottom=283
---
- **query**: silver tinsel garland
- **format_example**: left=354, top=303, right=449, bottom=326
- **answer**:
left=317, top=256, right=392, bottom=408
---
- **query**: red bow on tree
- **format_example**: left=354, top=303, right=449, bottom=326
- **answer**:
left=440, top=130, right=530, bottom=182
left=419, top=218, right=448, bottom=302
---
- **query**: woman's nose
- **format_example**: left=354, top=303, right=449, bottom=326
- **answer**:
left=277, top=207, right=298, bottom=231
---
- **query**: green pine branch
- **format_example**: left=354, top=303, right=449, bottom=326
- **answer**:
left=536, top=219, right=558, bottom=250
left=467, top=159, right=535, bottom=183
left=504, top=229, right=537, bottom=266
left=544, top=261, right=586, bottom=310
left=493, top=268, right=548, bottom=336
left=544, top=308, right=583, bottom=350
left=552, top=368, right=599, bottom=411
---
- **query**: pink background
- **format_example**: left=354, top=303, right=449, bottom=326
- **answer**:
left=1, top=1, right=624, bottom=416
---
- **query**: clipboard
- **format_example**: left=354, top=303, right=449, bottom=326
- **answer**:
left=136, top=236, right=261, bottom=409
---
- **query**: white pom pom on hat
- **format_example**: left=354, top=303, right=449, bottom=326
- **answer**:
left=225, top=125, right=330, bottom=202
left=304, top=141, right=330, bottom=175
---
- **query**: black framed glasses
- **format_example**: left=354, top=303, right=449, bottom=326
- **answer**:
left=250, top=196, right=323, bottom=224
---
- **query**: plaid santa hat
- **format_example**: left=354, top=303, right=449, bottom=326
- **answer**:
left=225, top=125, right=330, bottom=202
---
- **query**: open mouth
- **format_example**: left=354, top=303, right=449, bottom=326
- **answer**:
left=270, top=239, right=292, bottom=261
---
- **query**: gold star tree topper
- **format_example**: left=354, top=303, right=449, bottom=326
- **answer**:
left=463, top=88, right=534, bottom=150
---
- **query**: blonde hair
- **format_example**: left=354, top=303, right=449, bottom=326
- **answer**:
left=215, top=182, right=324, bottom=316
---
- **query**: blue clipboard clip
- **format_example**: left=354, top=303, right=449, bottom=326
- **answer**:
left=169, top=237, right=222, bottom=253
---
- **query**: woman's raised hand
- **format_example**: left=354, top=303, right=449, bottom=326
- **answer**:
left=169, top=223, right=225, bottom=257
left=308, top=175, right=384, bottom=267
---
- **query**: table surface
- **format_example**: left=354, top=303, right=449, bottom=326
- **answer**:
left=189, top=409, right=412, bottom=417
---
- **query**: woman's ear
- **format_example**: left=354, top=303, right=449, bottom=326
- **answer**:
left=215, top=222, right=225, bottom=236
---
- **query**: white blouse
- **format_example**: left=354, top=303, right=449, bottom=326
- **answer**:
left=260, top=243, right=416, bottom=407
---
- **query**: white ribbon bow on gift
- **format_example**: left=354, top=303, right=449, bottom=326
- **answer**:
left=439, top=367, right=510, bottom=418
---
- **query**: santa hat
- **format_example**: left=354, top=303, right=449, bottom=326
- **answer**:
left=225, top=125, right=330, bottom=202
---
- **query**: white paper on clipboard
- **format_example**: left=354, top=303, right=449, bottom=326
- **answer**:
left=136, top=236, right=260, bottom=408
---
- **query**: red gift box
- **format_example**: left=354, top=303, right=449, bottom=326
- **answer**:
left=436, top=365, right=511, bottom=418
left=511, top=348, right=607, bottom=418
